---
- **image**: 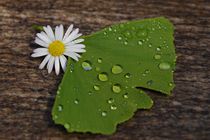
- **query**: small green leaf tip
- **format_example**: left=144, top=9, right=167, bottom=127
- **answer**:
left=52, top=17, right=176, bottom=134
left=32, top=25, right=43, bottom=31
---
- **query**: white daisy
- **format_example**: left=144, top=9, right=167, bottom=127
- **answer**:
left=31, top=24, right=86, bottom=75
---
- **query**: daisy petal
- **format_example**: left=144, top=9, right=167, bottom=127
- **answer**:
left=54, top=56, right=60, bottom=75
left=37, top=32, right=51, bottom=44
left=57, top=25, right=64, bottom=41
left=72, top=38, right=84, bottom=44
left=39, top=54, right=51, bottom=69
left=65, top=41, right=75, bottom=47
left=64, top=52, right=79, bottom=61
left=59, top=55, right=67, bottom=71
left=33, top=48, right=48, bottom=53
left=43, top=25, right=55, bottom=41
left=66, top=48, right=86, bottom=53
left=63, top=24, right=73, bottom=41
left=55, top=26, right=60, bottom=40
left=63, top=28, right=80, bottom=44
left=47, top=57, right=55, bottom=74
left=74, top=53, right=81, bottom=58
left=35, top=37, right=48, bottom=47
left=66, top=44, right=86, bottom=49
left=65, top=33, right=82, bottom=44
left=31, top=51, right=48, bottom=57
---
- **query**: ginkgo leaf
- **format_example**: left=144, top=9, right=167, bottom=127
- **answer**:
left=52, top=17, right=176, bottom=134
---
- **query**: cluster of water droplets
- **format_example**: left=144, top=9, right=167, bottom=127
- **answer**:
left=80, top=57, right=133, bottom=117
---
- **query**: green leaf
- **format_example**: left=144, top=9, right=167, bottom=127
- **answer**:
left=52, top=17, right=176, bottom=134
left=32, top=25, right=44, bottom=31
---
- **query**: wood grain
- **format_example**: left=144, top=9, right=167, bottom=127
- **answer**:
left=0, top=0, right=209, bottom=139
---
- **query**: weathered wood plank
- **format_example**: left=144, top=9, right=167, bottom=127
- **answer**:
left=0, top=0, right=209, bottom=139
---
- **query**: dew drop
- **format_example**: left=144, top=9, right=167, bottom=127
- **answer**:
left=107, top=98, right=114, bottom=104
left=138, top=40, right=143, bottom=45
left=97, top=58, right=102, bottom=63
left=93, top=85, right=100, bottom=91
left=144, top=69, right=150, bottom=74
left=169, top=82, right=173, bottom=87
left=118, top=36, right=122, bottom=40
left=64, top=123, right=70, bottom=129
left=82, top=61, right=92, bottom=71
left=57, top=90, right=60, bottom=95
left=110, top=105, right=117, bottom=110
left=123, top=31, right=132, bottom=38
left=156, top=47, right=161, bottom=51
left=159, top=62, right=171, bottom=70
left=53, top=115, right=58, bottom=120
left=101, top=111, right=107, bottom=117
left=111, top=65, right=123, bottom=74
left=137, top=29, right=148, bottom=37
left=74, top=99, right=79, bottom=104
left=98, top=72, right=108, bottom=82
left=70, top=63, right=74, bottom=73
left=57, top=105, right=63, bottom=112
left=123, top=41, right=128, bottom=45
left=88, top=91, right=93, bottom=95
left=147, top=80, right=153, bottom=86
left=123, top=93, right=129, bottom=98
left=154, top=54, right=161, bottom=60
left=124, top=73, right=131, bottom=79
left=112, top=84, right=121, bottom=93
left=148, top=44, right=152, bottom=48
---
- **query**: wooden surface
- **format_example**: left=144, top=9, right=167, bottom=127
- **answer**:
left=0, top=0, right=210, bottom=139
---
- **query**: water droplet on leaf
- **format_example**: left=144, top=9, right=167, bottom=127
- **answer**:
left=112, top=84, right=121, bottom=93
left=101, top=111, right=107, bottom=117
left=169, top=82, right=173, bottom=87
left=159, top=62, right=171, bottom=70
left=64, top=123, right=70, bottom=129
left=123, top=93, right=129, bottom=98
left=70, top=64, right=74, bottom=73
left=82, top=61, right=92, bottom=71
left=144, top=69, right=150, bottom=74
left=98, top=72, right=108, bottom=82
left=124, top=41, right=128, bottom=45
left=154, top=54, right=161, bottom=60
left=112, top=65, right=123, bottom=74
left=93, top=85, right=100, bottom=91
left=147, top=80, right=153, bottom=86
left=53, top=115, right=58, bottom=120
left=88, top=91, right=93, bottom=95
left=123, top=31, right=132, bottom=38
left=124, top=73, right=131, bottom=79
left=74, top=99, right=79, bottom=104
left=137, top=29, right=148, bottom=37
left=156, top=47, right=161, bottom=51
left=57, top=105, right=63, bottom=112
left=97, top=58, right=102, bottom=63
left=118, top=36, right=122, bottom=40
left=138, top=40, right=143, bottom=45
left=107, top=98, right=114, bottom=104
left=110, top=105, right=117, bottom=110
left=148, top=44, right=152, bottom=48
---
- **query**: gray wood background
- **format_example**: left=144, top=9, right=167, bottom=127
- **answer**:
left=0, top=0, right=209, bottom=139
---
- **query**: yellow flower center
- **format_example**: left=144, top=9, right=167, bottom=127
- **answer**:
left=48, top=40, right=65, bottom=56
